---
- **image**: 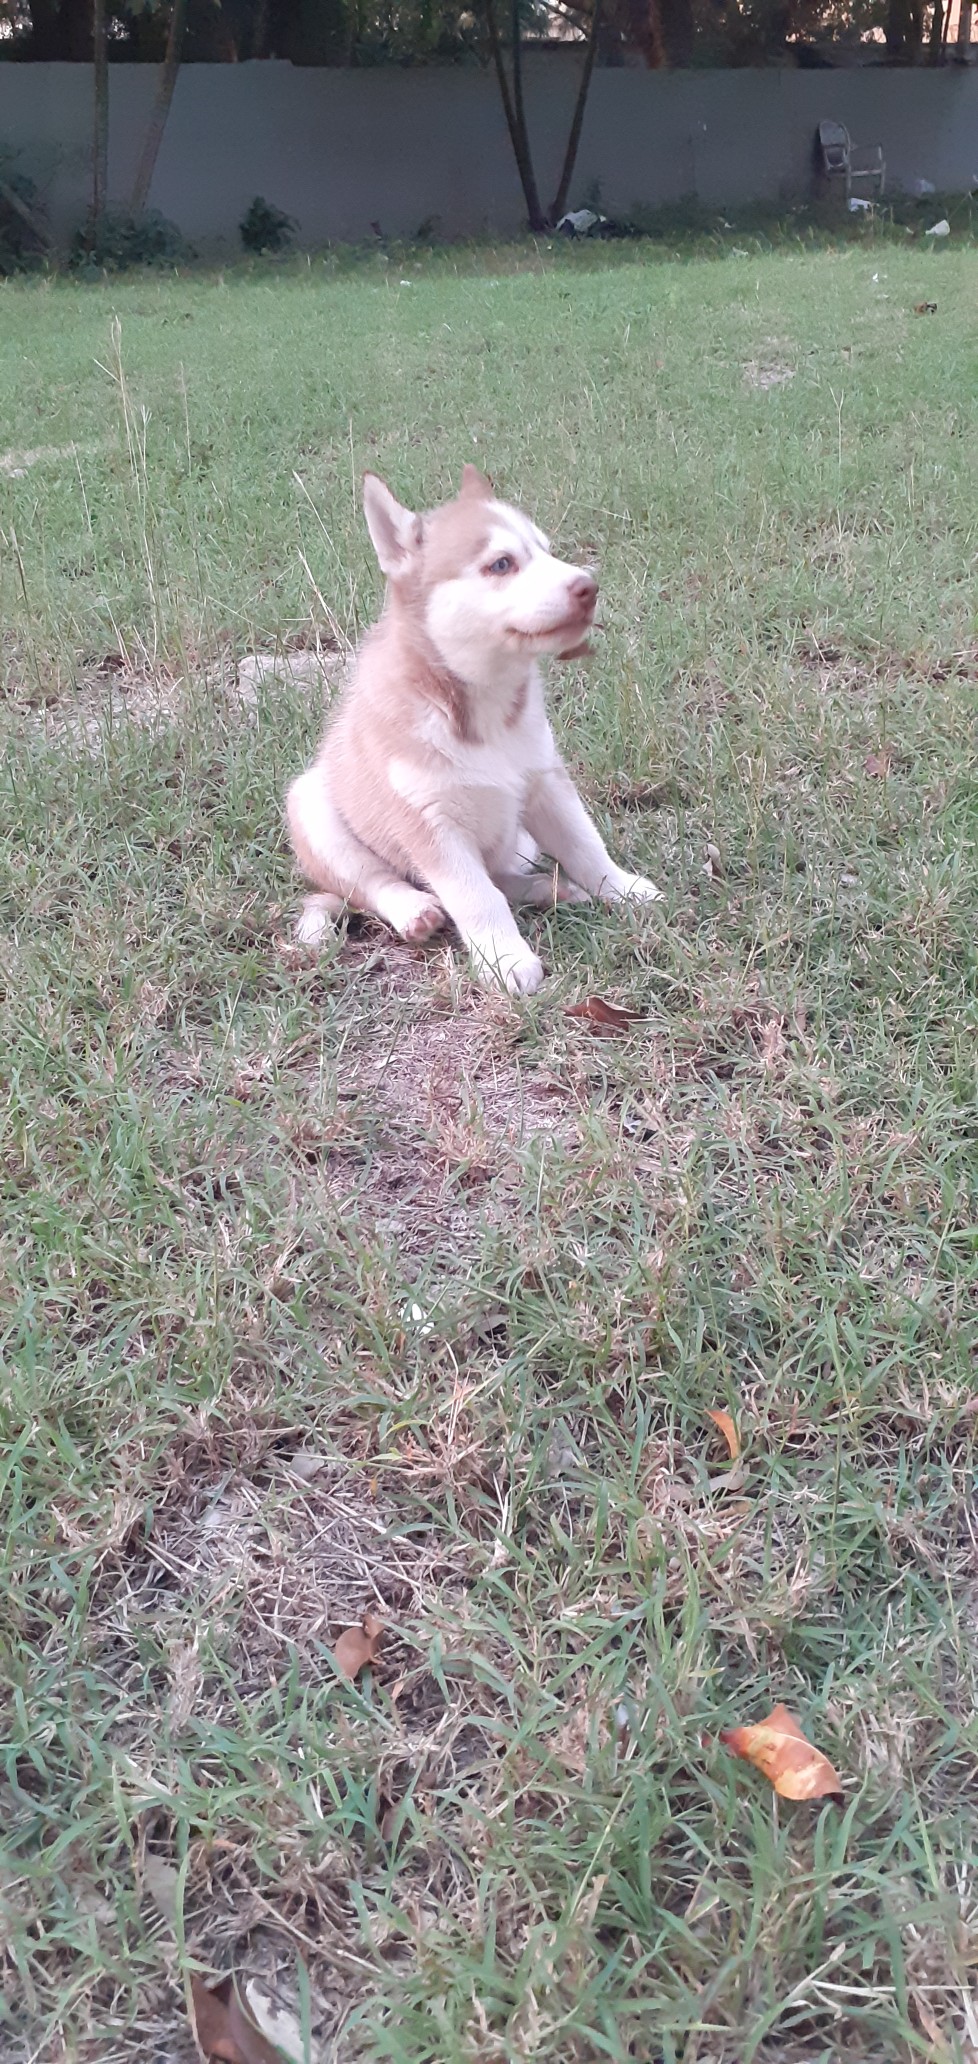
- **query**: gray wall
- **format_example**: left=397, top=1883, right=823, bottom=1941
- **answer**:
left=2, top=58, right=976, bottom=246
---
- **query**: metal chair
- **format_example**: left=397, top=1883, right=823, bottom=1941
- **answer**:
left=817, top=120, right=886, bottom=200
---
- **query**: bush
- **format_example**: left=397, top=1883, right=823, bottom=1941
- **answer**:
left=69, top=209, right=192, bottom=275
left=239, top=196, right=297, bottom=255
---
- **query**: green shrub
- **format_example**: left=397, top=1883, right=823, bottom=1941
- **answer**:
left=69, top=208, right=192, bottom=275
left=239, top=196, right=297, bottom=254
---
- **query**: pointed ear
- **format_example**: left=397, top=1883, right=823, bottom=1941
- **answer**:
left=363, top=473, right=423, bottom=577
left=460, top=463, right=493, bottom=498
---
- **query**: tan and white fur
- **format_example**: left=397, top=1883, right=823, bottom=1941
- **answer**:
left=286, top=465, right=661, bottom=996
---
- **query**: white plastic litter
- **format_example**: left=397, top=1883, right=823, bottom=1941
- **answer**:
left=848, top=196, right=871, bottom=212
left=925, top=218, right=951, bottom=236
left=404, top=1301, right=434, bottom=1337
left=556, top=208, right=604, bottom=237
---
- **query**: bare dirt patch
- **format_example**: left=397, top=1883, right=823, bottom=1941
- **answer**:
left=303, top=939, right=585, bottom=1270
left=743, top=358, right=796, bottom=390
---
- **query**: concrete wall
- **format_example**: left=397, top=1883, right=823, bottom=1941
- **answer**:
left=1, top=58, right=975, bottom=246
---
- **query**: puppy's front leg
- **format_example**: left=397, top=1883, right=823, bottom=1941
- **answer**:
left=419, top=829, right=545, bottom=995
left=524, top=765, right=662, bottom=905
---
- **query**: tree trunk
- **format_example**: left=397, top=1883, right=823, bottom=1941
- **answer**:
left=550, top=0, right=603, bottom=223
left=618, top=0, right=665, bottom=65
left=885, top=0, right=913, bottom=55
left=129, top=0, right=189, bottom=217
left=92, top=0, right=108, bottom=231
left=956, top=0, right=971, bottom=56
left=658, top=0, right=694, bottom=63
left=484, top=0, right=546, bottom=230
left=927, top=0, right=943, bottom=60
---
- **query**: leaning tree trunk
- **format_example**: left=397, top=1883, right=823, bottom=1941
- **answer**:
left=92, top=0, right=108, bottom=231
left=129, top=0, right=189, bottom=216
left=484, top=0, right=546, bottom=231
left=550, top=0, right=603, bottom=224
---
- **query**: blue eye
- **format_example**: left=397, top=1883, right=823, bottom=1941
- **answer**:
left=487, top=554, right=515, bottom=575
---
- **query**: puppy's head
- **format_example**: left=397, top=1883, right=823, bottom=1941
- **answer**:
left=363, top=465, right=598, bottom=673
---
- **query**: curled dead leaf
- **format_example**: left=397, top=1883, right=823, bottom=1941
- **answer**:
left=704, top=841, right=724, bottom=879
left=720, top=1703, right=843, bottom=1801
left=706, top=1408, right=740, bottom=1461
left=332, top=1607, right=384, bottom=1681
left=189, top=1973, right=283, bottom=2064
left=566, top=996, right=642, bottom=1033
left=864, top=748, right=893, bottom=778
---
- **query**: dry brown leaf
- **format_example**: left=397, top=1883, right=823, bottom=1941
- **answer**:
left=565, top=996, right=642, bottom=1033
left=720, top=1703, right=843, bottom=1801
left=189, top=1973, right=283, bottom=2063
left=332, top=1607, right=384, bottom=1680
left=864, top=748, right=893, bottom=778
left=912, top=1995, right=953, bottom=2058
left=706, top=1408, right=741, bottom=1461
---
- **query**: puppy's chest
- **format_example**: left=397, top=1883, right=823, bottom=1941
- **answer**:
left=390, top=703, right=549, bottom=822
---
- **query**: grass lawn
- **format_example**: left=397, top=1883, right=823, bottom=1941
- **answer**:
left=1, top=234, right=977, bottom=2064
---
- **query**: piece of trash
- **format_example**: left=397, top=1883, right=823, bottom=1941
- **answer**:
left=910, top=177, right=936, bottom=197
left=404, top=1301, right=434, bottom=1337
left=556, top=208, right=605, bottom=237
left=848, top=197, right=871, bottom=213
left=730, top=246, right=749, bottom=258
left=925, top=219, right=950, bottom=237
left=914, top=300, right=938, bottom=315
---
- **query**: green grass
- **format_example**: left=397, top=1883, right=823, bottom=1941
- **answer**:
left=1, top=235, right=977, bottom=2064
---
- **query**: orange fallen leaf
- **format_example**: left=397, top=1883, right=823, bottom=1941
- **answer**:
left=332, top=1607, right=384, bottom=1680
left=864, top=748, right=893, bottom=778
left=720, top=1703, right=843, bottom=1801
left=706, top=1408, right=740, bottom=1461
left=566, top=996, right=642, bottom=1032
left=189, top=1973, right=282, bottom=2064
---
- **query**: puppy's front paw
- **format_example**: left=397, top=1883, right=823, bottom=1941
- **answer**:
left=472, top=937, right=545, bottom=996
left=613, top=872, right=663, bottom=906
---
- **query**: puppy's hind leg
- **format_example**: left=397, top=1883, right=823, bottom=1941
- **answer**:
left=286, top=769, right=446, bottom=944
left=495, top=869, right=591, bottom=909
left=294, top=891, right=345, bottom=946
